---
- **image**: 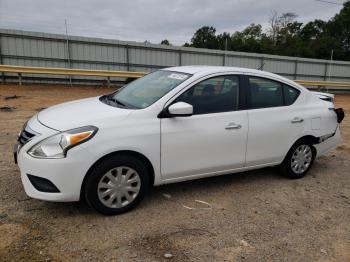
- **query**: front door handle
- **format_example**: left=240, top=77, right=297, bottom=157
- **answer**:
left=291, top=117, right=304, bottom=123
left=225, top=123, right=242, bottom=130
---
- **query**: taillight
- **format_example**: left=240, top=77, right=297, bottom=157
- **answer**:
left=334, top=108, right=345, bottom=124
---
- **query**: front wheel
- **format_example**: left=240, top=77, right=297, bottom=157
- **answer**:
left=84, top=155, right=150, bottom=215
left=280, top=140, right=316, bottom=179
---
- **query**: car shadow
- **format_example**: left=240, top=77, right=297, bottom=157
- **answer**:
left=28, top=166, right=285, bottom=216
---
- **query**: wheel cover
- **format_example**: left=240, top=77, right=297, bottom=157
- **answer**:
left=291, top=144, right=313, bottom=174
left=97, top=166, right=141, bottom=208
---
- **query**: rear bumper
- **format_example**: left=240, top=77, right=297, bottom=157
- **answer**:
left=314, top=127, right=341, bottom=156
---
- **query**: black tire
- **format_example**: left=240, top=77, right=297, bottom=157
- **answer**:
left=280, top=139, right=316, bottom=179
left=84, top=154, right=150, bottom=215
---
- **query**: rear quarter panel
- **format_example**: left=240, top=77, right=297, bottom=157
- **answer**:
left=306, top=95, right=338, bottom=137
left=277, top=93, right=339, bottom=160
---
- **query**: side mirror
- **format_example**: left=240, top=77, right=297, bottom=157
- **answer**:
left=163, top=102, right=193, bottom=117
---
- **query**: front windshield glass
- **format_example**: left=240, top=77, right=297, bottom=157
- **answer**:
left=110, top=70, right=192, bottom=109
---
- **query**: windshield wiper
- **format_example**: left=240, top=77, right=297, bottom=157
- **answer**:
left=112, top=98, right=126, bottom=107
left=101, top=94, right=140, bottom=109
left=104, top=95, right=126, bottom=108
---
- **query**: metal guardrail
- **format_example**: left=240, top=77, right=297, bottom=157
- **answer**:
left=1, top=64, right=350, bottom=89
left=295, top=80, right=350, bottom=88
left=0, top=64, right=146, bottom=86
left=0, top=64, right=145, bottom=78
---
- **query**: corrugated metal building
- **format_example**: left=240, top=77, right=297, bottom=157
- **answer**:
left=1, top=28, right=350, bottom=84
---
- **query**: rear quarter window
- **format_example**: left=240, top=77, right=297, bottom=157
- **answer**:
left=283, top=85, right=300, bottom=105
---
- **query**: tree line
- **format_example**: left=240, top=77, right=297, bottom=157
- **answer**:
left=161, top=1, right=350, bottom=61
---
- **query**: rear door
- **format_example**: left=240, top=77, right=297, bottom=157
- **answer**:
left=160, top=74, right=248, bottom=180
left=245, top=75, right=304, bottom=166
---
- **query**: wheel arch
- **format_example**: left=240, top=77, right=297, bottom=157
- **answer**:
left=294, top=135, right=319, bottom=145
left=282, top=135, right=318, bottom=162
left=80, top=150, right=155, bottom=201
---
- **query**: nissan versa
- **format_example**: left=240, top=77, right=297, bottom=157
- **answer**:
left=14, top=66, right=345, bottom=215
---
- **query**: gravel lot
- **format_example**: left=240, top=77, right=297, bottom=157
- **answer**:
left=0, top=84, right=349, bottom=262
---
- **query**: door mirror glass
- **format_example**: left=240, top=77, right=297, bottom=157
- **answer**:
left=168, top=102, right=193, bottom=116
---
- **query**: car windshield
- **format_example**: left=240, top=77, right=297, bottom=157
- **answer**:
left=105, top=70, right=192, bottom=109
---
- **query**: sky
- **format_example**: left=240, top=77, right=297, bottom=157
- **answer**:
left=0, top=0, right=345, bottom=45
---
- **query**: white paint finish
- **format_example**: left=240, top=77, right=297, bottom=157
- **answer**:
left=314, top=127, right=341, bottom=156
left=16, top=66, right=342, bottom=203
left=246, top=105, right=306, bottom=166
left=311, top=117, right=321, bottom=130
left=161, top=110, right=248, bottom=179
left=18, top=142, right=96, bottom=201
left=37, top=97, right=132, bottom=131
left=167, top=102, right=193, bottom=115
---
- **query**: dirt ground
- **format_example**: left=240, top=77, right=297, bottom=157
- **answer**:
left=0, top=84, right=349, bottom=262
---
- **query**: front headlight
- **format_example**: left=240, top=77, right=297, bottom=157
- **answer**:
left=28, top=126, right=98, bottom=159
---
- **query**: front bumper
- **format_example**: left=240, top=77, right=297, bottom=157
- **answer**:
left=17, top=144, right=95, bottom=202
left=15, top=116, right=96, bottom=202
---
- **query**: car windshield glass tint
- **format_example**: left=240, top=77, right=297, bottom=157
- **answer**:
left=110, top=70, right=191, bottom=109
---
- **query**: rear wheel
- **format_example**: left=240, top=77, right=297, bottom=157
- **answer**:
left=84, top=155, right=149, bottom=215
left=280, top=139, right=316, bottom=179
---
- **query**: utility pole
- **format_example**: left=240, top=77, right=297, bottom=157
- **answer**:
left=223, top=37, right=228, bottom=66
left=328, top=49, right=333, bottom=81
left=65, top=19, right=72, bottom=86
left=0, top=32, right=5, bottom=83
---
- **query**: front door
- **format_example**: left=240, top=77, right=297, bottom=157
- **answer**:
left=160, top=74, right=248, bottom=180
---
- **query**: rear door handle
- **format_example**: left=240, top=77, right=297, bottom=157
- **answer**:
left=225, top=123, right=242, bottom=130
left=291, top=117, right=304, bottom=123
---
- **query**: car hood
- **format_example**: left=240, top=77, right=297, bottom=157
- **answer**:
left=37, top=96, right=132, bottom=131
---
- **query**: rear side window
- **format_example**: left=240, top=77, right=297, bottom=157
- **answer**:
left=283, top=85, right=300, bottom=105
left=248, top=77, right=300, bottom=109
left=249, top=77, right=284, bottom=108
left=175, top=75, right=240, bottom=115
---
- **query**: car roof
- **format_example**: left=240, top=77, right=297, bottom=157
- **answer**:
left=162, top=65, right=261, bottom=75
left=161, top=65, right=307, bottom=91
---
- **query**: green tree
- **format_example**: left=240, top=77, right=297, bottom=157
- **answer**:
left=328, top=1, right=350, bottom=60
left=268, top=11, right=297, bottom=45
left=185, top=1, right=350, bottom=61
left=190, top=26, right=218, bottom=49
left=299, top=20, right=327, bottom=41
left=240, top=24, right=263, bottom=52
left=216, top=32, right=231, bottom=50
left=160, top=39, right=171, bottom=46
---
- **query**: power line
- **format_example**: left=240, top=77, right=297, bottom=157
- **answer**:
left=314, top=0, right=344, bottom=5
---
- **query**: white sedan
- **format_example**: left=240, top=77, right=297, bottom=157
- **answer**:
left=15, top=66, right=344, bottom=215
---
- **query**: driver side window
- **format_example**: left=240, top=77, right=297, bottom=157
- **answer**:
left=175, top=75, right=240, bottom=115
